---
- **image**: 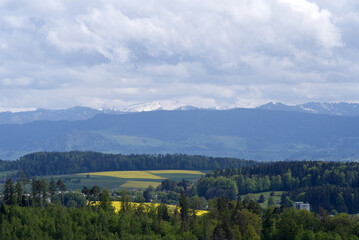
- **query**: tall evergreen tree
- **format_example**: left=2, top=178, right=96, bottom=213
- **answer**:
left=179, top=192, right=190, bottom=231
left=41, top=178, right=48, bottom=206
left=56, top=179, right=66, bottom=205
left=3, top=178, right=15, bottom=205
left=49, top=177, right=57, bottom=197
left=31, top=177, right=43, bottom=207
left=15, top=181, right=23, bottom=206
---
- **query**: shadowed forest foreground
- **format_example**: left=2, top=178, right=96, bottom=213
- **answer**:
left=1, top=195, right=359, bottom=240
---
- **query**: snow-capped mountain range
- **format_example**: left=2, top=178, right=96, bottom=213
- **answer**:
left=1, top=101, right=359, bottom=125
left=0, top=102, right=200, bottom=124
left=104, top=101, right=200, bottom=112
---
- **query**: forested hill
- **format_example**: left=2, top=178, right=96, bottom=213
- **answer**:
left=0, top=151, right=256, bottom=176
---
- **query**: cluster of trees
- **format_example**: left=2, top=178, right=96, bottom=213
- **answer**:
left=140, top=180, right=208, bottom=208
left=2, top=177, right=82, bottom=208
left=0, top=151, right=256, bottom=177
left=261, top=205, right=359, bottom=240
left=195, top=161, right=359, bottom=213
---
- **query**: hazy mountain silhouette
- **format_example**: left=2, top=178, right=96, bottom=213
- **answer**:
left=1, top=108, right=359, bottom=161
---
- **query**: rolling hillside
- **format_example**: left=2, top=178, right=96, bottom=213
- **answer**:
left=1, top=108, right=359, bottom=160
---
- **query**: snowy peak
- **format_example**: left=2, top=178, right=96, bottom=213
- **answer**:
left=258, top=102, right=359, bottom=116
left=174, top=105, right=199, bottom=111
left=116, top=102, right=163, bottom=112
left=257, top=102, right=296, bottom=111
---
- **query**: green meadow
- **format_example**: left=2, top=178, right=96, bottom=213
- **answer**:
left=241, top=191, right=284, bottom=208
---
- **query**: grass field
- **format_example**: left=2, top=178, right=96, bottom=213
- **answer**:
left=0, top=170, right=17, bottom=178
left=48, top=174, right=129, bottom=190
left=241, top=191, right=284, bottom=208
left=121, top=180, right=161, bottom=188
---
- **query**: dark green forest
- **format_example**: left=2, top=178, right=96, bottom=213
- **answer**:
left=196, top=161, right=359, bottom=213
left=1, top=183, right=359, bottom=240
left=0, top=151, right=256, bottom=177
left=2, top=158, right=359, bottom=239
left=2, top=152, right=359, bottom=239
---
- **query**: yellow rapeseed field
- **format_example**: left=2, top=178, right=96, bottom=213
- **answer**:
left=79, top=171, right=165, bottom=179
left=93, top=201, right=208, bottom=216
left=147, top=170, right=205, bottom=175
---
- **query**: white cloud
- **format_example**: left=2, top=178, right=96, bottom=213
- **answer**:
left=0, top=0, right=357, bottom=110
left=2, top=77, right=32, bottom=87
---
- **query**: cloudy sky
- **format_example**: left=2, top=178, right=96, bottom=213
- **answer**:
left=1, top=0, right=359, bottom=111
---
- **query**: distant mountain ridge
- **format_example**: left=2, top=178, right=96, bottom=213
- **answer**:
left=0, top=104, right=201, bottom=124
left=258, top=102, right=359, bottom=116
left=1, top=102, right=359, bottom=125
left=1, top=108, right=359, bottom=161
left=0, top=107, right=102, bottom=124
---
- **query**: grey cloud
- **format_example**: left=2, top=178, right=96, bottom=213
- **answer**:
left=0, top=0, right=358, bottom=110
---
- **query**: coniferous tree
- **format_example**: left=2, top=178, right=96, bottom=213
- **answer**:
left=41, top=178, right=48, bottom=206
left=31, top=177, right=43, bottom=207
left=179, top=191, right=190, bottom=231
left=49, top=177, right=57, bottom=198
left=3, top=178, right=15, bottom=205
left=56, top=179, right=66, bottom=205
left=20, top=172, right=29, bottom=194
left=15, top=181, right=23, bottom=205
left=258, top=194, right=265, bottom=203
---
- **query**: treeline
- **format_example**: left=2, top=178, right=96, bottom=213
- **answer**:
left=196, top=161, right=359, bottom=213
left=0, top=151, right=256, bottom=177
left=207, top=161, right=359, bottom=189
left=2, top=177, right=82, bottom=208
left=1, top=196, right=359, bottom=239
